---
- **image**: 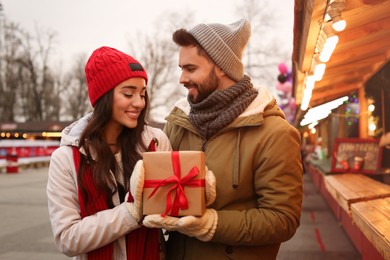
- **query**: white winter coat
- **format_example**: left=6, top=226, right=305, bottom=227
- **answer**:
left=47, top=114, right=171, bottom=259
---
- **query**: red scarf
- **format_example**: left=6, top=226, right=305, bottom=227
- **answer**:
left=72, top=140, right=160, bottom=260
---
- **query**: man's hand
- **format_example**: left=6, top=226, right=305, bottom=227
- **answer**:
left=205, top=167, right=216, bottom=206
left=143, top=209, right=218, bottom=242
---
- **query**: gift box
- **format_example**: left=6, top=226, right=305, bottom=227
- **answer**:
left=143, top=151, right=206, bottom=216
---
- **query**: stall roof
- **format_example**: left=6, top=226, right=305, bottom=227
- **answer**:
left=293, top=0, right=390, bottom=109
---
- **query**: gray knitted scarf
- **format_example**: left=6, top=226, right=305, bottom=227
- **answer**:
left=188, top=75, right=258, bottom=140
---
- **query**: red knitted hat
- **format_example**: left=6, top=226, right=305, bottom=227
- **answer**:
left=85, top=46, right=148, bottom=107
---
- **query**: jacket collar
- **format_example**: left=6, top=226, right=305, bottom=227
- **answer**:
left=166, top=86, right=285, bottom=131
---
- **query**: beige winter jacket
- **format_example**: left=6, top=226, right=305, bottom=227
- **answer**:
left=47, top=114, right=172, bottom=259
left=163, top=87, right=303, bottom=260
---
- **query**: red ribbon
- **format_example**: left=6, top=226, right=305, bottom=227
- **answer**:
left=144, top=152, right=205, bottom=216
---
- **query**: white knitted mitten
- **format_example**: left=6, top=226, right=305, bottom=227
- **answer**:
left=125, top=160, right=144, bottom=223
left=143, top=209, right=218, bottom=242
left=205, top=167, right=216, bottom=206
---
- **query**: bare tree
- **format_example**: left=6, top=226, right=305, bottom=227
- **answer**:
left=14, top=24, right=58, bottom=121
left=235, top=0, right=291, bottom=88
left=62, top=52, right=91, bottom=120
left=0, top=20, right=22, bottom=121
left=0, top=15, right=87, bottom=123
left=0, top=3, right=292, bottom=124
left=43, top=70, right=62, bottom=121
left=127, top=12, right=193, bottom=122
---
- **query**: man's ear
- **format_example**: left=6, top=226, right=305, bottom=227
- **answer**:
left=216, top=66, right=226, bottom=77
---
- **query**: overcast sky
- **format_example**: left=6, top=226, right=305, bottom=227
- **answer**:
left=1, top=0, right=294, bottom=71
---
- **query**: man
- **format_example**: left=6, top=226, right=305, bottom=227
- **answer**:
left=143, top=19, right=303, bottom=260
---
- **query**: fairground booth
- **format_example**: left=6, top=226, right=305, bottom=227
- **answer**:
left=292, top=0, right=389, bottom=259
left=0, top=121, right=69, bottom=173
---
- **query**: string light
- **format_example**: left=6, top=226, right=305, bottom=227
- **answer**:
left=300, top=96, right=348, bottom=126
left=299, top=0, right=345, bottom=112
left=328, top=0, right=346, bottom=32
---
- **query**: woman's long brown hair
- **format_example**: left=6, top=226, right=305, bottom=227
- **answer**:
left=77, top=89, right=148, bottom=208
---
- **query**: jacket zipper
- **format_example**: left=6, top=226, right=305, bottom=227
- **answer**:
left=201, top=140, right=207, bottom=152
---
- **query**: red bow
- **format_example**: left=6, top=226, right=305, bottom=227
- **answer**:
left=144, top=152, right=205, bottom=216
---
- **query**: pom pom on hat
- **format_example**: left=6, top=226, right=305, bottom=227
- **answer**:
left=189, top=19, right=251, bottom=82
left=85, top=46, right=148, bottom=107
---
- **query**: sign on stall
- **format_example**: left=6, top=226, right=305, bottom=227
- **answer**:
left=331, top=138, right=382, bottom=174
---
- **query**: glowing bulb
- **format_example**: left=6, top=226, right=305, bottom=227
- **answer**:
left=332, top=19, right=346, bottom=31
left=314, top=63, right=326, bottom=81
left=368, top=104, right=375, bottom=112
left=306, top=75, right=315, bottom=90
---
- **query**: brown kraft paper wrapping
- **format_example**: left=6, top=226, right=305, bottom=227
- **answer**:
left=143, top=151, right=206, bottom=216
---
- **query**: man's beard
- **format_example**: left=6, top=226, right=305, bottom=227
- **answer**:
left=188, top=68, right=220, bottom=104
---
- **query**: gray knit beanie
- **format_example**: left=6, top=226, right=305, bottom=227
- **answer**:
left=189, top=19, right=251, bottom=82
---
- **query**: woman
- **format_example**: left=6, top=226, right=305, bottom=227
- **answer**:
left=47, top=46, right=171, bottom=259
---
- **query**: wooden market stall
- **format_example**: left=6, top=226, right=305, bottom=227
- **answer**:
left=293, top=0, right=390, bottom=259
